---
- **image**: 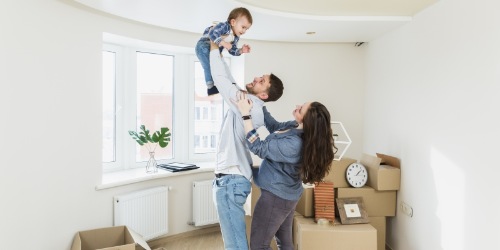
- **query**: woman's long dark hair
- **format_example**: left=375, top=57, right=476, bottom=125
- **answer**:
left=300, top=102, right=337, bottom=184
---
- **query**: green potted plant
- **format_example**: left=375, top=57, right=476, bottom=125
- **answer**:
left=128, top=125, right=171, bottom=173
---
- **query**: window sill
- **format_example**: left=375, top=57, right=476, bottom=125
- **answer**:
left=96, top=162, right=215, bottom=190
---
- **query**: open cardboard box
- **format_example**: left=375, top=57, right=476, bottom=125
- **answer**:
left=71, top=225, right=151, bottom=250
left=361, top=153, right=401, bottom=191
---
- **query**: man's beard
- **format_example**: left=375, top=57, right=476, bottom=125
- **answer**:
left=245, top=85, right=256, bottom=95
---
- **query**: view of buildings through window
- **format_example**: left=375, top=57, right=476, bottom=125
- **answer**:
left=135, top=52, right=174, bottom=162
left=193, top=61, right=224, bottom=154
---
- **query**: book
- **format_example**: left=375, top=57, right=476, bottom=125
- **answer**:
left=158, top=162, right=199, bottom=172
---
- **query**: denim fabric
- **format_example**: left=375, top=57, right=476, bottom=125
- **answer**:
left=246, top=108, right=303, bottom=201
left=250, top=189, right=298, bottom=250
left=213, top=174, right=251, bottom=250
left=195, top=38, right=214, bottom=88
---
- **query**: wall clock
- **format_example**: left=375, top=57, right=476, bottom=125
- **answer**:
left=346, top=163, right=368, bottom=188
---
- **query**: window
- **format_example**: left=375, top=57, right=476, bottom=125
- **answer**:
left=192, top=60, right=227, bottom=155
left=135, top=52, right=174, bottom=162
left=101, top=34, right=239, bottom=172
left=102, top=51, right=116, bottom=163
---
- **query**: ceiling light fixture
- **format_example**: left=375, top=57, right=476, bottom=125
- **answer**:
left=306, top=32, right=316, bottom=35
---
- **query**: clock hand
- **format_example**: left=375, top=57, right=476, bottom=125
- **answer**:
left=355, top=170, right=361, bottom=176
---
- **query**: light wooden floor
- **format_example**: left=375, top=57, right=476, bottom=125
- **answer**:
left=149, top=227, right=392, bottom=250
left=149, top=226, right=224, bottom=250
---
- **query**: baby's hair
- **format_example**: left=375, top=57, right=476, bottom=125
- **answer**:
left=227, top=7, right=253, bottom=24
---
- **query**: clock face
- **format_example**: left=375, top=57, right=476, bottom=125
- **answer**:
left=346, top=163, right=368, bottom=188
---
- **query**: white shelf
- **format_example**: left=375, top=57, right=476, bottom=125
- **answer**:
left=334, top=141, right=350, bottom=144
left=331, top=121, right=351, bottom=161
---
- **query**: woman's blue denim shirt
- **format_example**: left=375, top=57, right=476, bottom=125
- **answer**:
left=245, top=107, right=303, bottom=201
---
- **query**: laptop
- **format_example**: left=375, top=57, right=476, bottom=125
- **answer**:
left=158, top=162, right=199, bottom=172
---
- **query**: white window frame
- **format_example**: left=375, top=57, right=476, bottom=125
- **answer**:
left=103, top=33, right=243, bottom=172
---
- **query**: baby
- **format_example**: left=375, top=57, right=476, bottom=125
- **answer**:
left=195, top=7, right=253, bottom=95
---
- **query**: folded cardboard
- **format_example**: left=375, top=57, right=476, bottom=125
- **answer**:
left=323, top=157, right=357, bottom=188
left=71, top=225, right=151, bottom=250
left=369, top=217, right=386, bottom=250
left=295, top=183, right=314, bottom=217
left=337, top=186, right=397, bottom=217
left=376, top=153, right=401, bottom=168
left=293, top=215, right=376, bottom=250
left=361, top=153, right=401, bottom=191
left=246, top=216, right=278, bottom=250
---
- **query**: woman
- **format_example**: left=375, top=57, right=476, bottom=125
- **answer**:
left=236, top=92, right=336, bottom=250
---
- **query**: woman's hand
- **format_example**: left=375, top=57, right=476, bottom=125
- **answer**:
left=234, top=91, right=253, bottom=116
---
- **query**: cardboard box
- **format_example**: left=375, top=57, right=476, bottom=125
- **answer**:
left=295, top=183, right=315, bottom=217
left=250, top=181, right=261, bottom=215
left=361, top=154, right=401, bottom=191
left=376, top=153, right=401, bottom=168
left=71, top=225, right=151, bottom=250
left=293, top=215, right=376, bottom=250
left=323, top=157, right=357, bottom=188
left=337, top=186, right=397, bottom=217
left=246, top=216, right=278, bottom=250
left=369, top=217, right=386, bottom=250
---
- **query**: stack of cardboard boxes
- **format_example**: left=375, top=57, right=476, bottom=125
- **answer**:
left=250, top=153, right=400, bottom=250
left=293, top=153, right=401, bottom=250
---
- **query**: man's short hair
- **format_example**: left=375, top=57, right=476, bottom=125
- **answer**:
left=265, top=73, right=283, bottom=102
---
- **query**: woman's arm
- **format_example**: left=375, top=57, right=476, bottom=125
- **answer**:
left=235, top=91, right=255, bottom=134
left=236, top=92, right=301, bottom=163
left=263, top=106, right=298, bottom=133
left=246, top=134, right=301, bottom=164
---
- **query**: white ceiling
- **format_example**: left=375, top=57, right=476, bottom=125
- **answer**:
left=74, top=0, right=437, bottom=43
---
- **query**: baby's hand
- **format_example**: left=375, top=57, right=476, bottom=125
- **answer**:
left=240, top=44, right=251, bottom=54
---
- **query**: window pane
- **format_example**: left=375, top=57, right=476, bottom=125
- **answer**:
left=194, top=61, right=224, bottom=154
left=136, top=52, right=174, bottom=161
left=102, top=51, right=116, bottom=163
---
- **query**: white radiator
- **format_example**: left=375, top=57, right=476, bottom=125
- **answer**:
left=114, top=186, right=169, bottom=240
left=192, top=180, right=219, bottom=226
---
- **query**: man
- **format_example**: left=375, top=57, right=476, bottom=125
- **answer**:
left=209, top=42, right=288, bottom=249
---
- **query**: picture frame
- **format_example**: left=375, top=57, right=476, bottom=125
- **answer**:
left=336, top=197, right=370, bottom=224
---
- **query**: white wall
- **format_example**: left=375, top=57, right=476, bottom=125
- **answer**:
left=0, top=1, right=365, bottom=249
left=245, top=41, right=366, bottom=161
left=364, top=0, right=500, bottom=249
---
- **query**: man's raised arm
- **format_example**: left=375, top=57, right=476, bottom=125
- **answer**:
left=209, top=41, right=241, bottom=114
